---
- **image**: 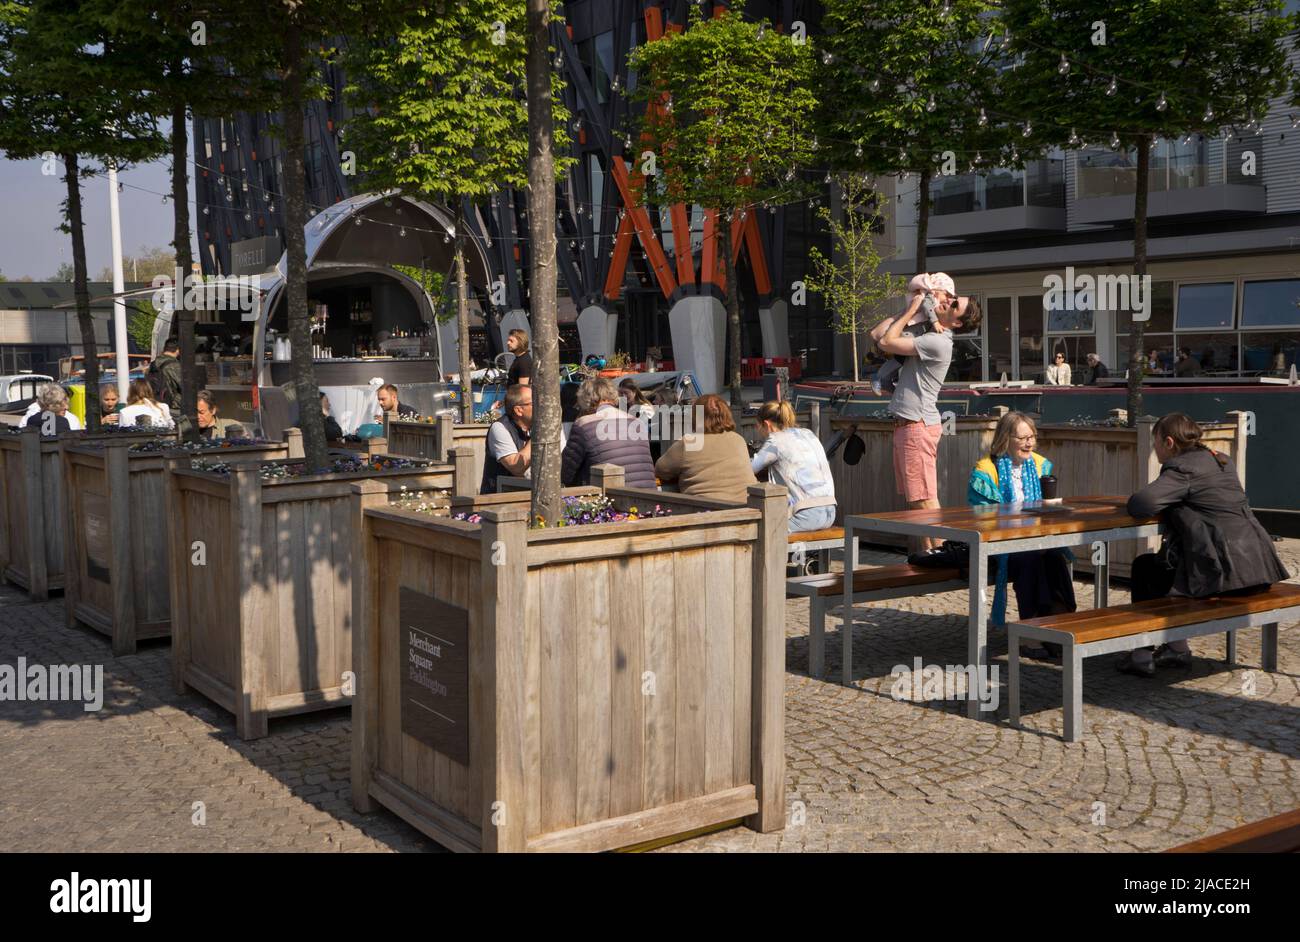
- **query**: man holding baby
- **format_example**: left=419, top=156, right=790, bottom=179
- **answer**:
left=871, top=273, right=982, bottom=548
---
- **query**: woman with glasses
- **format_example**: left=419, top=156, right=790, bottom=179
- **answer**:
left=967, top=411, right=1077, bottom=657
left=1045, top=351, right=1072, bottom=386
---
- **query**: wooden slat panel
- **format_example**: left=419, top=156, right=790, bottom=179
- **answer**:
left=306, top=498, right=337, bottom=694
left=275, top=504, right=301, bottom=699
left=539, top=563, right=577, bottom=833
left=703, top=544, right=736, bottom=793
left=732, top=543, right=753, bottom=787
left=641, top=552, right=676, bottom=808
left=673, top=548, right=708, bottom=802
left=377, top=540, right=404, bottom=780
left=575, top=559, right=612, bottom=826
left=524, top=564, right=543, bottom=836
left=608, top=554, right=644, bottom=818
left=399, top=547, right=424, bottom=796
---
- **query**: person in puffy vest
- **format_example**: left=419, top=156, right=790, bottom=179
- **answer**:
left=561, top=374, right=656, bottom=489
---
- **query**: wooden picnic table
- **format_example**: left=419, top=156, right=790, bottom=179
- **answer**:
left=843, top=497, right=1162, bottom=718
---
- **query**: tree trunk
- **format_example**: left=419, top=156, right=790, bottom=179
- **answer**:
left=721, top=221, right=743, bottom=406
left=851, top=314, right=860, bottom=384
left=281, top=19, right=328, bottom=469
left=915, top=167, right=931, bottom=273
left=64, top=153, right=100, bottom=431
left=526, top=0, right=561, bottom=527
left=454, top=204, right=473, bottom=423
left=171, top=89, right=197, bottom=439
left=1127, top=136, right=1149, bottom=428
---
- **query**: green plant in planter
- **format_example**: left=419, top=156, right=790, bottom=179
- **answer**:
left=453, top=494, right=672, bottom=529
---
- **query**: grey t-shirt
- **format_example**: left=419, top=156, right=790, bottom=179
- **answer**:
left=889, top=330, right=953, bottom=425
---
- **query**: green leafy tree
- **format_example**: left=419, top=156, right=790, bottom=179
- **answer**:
left=631, top=9, right=818, bottom=405
left=50, top=262, right=76, bottom=282
left=343, top=1, right=570, bottom=422
left=127, top=298, right=159, bottom=350
left=95, top=0, right=281, bottom=436
left=1003, top=0, right=1298, bottom=423
left=819, top=0, right=1013, bottom=271
left=0, top=0, right=165, bottom=428
left=95, top=245, right=177, bottom=283
left=806, top=174, right=906, bottom=383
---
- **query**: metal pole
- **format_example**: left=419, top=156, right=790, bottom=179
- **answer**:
left=108, top=160, right=130, bottom=403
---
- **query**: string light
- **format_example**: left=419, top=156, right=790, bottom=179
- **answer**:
left=1106, top=76, right=1117, bottom=96
left=926, top=94, right=937, bottom=113
left=978, top=108, right=987, bottom=127
left=1156, top=92, right=1168, bottom=113
left=1110, top=131, right=1121, bottom=149
left=1057, top=53, right=1069, bottom=75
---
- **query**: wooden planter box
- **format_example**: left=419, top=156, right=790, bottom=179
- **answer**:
left=61, top=432, right=302, bottom=655
left=0, top=427, right=165, bottom=600
left=827, top=409, right=1249, bottom=575
left=351, top=465, right=788, bottom=852
left=385, top=413, right=488, bottom=491
left=165, top=448, right=476, bottom=739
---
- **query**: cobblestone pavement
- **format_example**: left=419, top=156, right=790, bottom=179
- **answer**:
left=2, top=542, right=1298, bottom=853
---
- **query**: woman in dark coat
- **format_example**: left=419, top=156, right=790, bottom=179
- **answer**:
left=1119, top=412, right=1289, bottom=676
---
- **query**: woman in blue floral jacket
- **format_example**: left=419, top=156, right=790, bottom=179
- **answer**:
left=967, top=411, right=1076, bottom=655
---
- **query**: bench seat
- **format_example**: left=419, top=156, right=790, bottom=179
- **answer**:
left=1166, top=808, right=1300, bottom=854
left=1009, top=583, right=1300, bottom=742
left=786, top=526, right=844, bottom=574
left=788, top=564, right=965, bottom=682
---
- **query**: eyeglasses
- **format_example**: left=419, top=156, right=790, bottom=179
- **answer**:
left=1013, top=434, right=1037, bottom=443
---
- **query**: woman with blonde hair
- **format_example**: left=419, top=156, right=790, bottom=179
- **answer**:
left=655, top=394, right=757, bottom=504
left=118, top=378, right=174, bottom=429
left=751, top=400, right=836, bottom=532
left=968, top=411, right=1076, bottom=655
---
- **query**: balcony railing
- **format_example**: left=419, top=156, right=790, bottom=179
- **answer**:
left=930, top=159, right=1065, bottom=217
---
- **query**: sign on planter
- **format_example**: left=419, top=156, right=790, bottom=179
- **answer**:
left=399, top=587, right=469, bottom=765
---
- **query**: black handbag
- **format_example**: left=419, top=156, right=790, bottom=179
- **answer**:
left=908, top=540, right=970, bottom=575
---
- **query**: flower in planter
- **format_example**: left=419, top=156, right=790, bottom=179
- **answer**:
left=453, top=495, right=671, bottom=529
left=190, top=453, right=434, bottom=479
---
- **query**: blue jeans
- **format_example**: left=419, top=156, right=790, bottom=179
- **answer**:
left=789, top=504, right=836, bottom=533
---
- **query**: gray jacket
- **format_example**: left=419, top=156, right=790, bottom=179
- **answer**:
left=1127, top=446, right=1288, bottom=597
left=561, top=404, right=657, bottom=489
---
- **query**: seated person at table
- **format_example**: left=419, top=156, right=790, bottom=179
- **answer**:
left=320, top=393, right=344, bottom=441
left=751, top=400, right=836, bottom=533
left=374, top=383, right=420, bottom=422
left=655, top=394, right=757, bottom=505
left=195, top=389, right=246, bottom=440
left=1118, top=412, right=1289, bottom=677
left=19, top=383, right=82, bottom=433
left=562, top=375, right=656, bottom=489
left=967, top=411, right=1076, bottom=656
left=119, top=378, right=175, bottom=429
left=99, top=383, right=124, bottom=424
left=482, top=384, right=567, bottom=492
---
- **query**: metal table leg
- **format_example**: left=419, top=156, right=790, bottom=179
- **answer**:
left=1095, top=541, right=1109, bottom=609
left=967, top=539, right=987, bottom=720
left=842, top=526, right=858, bottom=686
left=1262, top=622, right=1279, bottom=671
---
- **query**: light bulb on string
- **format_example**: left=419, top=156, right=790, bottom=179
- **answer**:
left=1057, top=53, right=1069, bottom=75
left=1203, top=105, right=1215, bottom=121
left=1156, top=92, right=1168, bottom=112
left=1022, top=121, right=1032, bottom=138
left=354, top=217, right=362, bottom=226
left=926, top=94, right=936, bottom=112
left=869, top=78, right=880, bottom=93
left=399, top=227, right=406, bottom=237
left=1068, top=128, right=1081, bottom=146
left=1106, top=76, right=1117, bottom=96
left=821, top=51, right=832, bottom=65
left=978, top=107, right=987, bottom=127
left=1110, top=131, right=1121, bottom=150
left=855, top=143, right=863, bottom=157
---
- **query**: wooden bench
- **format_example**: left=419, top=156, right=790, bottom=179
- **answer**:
left=1009, top=583, right=1300, bottom=742
left=1166, top=808, right=1300, bottom=853
left=787, top=526, right=844, bottom=574
left=787, top=564, right=965, bottom=682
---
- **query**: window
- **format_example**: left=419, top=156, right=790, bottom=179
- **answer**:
left=1241, top=279, right=1300, bottom=328
left=1116, top=280, right=1174, bottom=333
left=986, top=296, right=1011, bottom=379
left=1241, top=332, right=1299, bottom=376
left=1176, top=282, right=1234, bottom=330
left=1175, top=333, right=1238, bottom=374
left=1018, top=294, right=1045, bottom=383
left=1046, top=305, right=1094, bottom=333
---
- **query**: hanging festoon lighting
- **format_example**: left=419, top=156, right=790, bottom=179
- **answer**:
left=1106, top=75, right=1118, bottom=96
left=1068, top=128, right=1081, bottom=147
left=926, top=93, right=937, bottom=112
left=1156, top=92, right=1168, bottom=112
left=1203, top=104, right=1215, bottom=122
left=1058, top=52, right=1070, bottom=75
left=1110, top=131, right=1121, bottom=150
left=978, top=107, right=987, bottom=127
left=1022, top=121, right=1032, bottom=138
